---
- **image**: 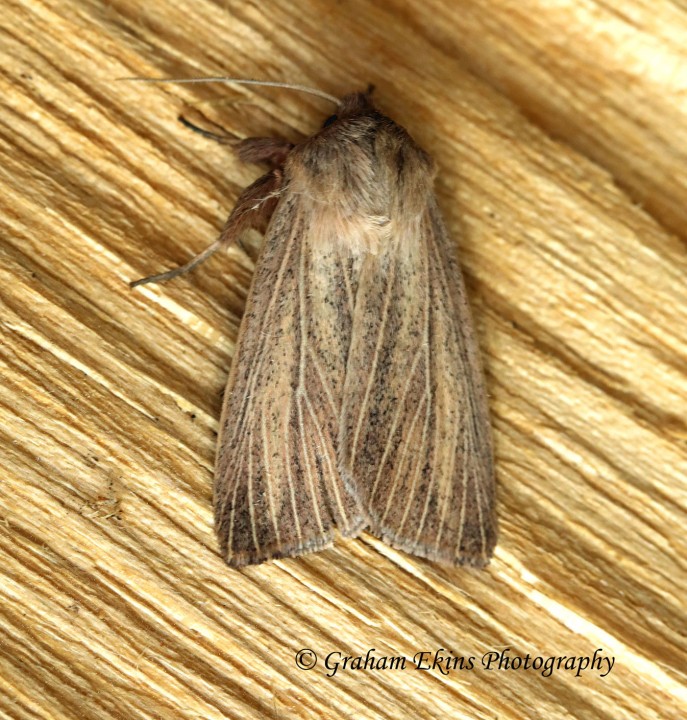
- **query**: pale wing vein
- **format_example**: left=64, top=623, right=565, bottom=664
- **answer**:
left=296, top=226, right=327, bottom=537
left=369, top=342, right=427, bottom=503
left=217, top=220, right=300, bottom=530
left=283, top=394, right=302, bottom=543
left=261, top=410, right=281, bottom=546
left=304, top=392, right=348, bottom=532
left=349, top=238, right=399, bottom=471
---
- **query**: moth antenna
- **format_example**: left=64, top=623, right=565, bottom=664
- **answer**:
left=119, top=76, right=341, bottom=106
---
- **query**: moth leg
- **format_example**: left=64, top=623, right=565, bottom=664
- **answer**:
left=216, top=167, right=283, bottom=241
left=178, top=113, right=294, bottom=167
left=178, top=114, right=235, bottom=144
left=130, top=169, right=284, bottom=288
left=235, top=137, right=294, bottom=167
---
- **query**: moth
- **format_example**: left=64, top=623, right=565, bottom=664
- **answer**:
left=131, top=79, right=496, bottom=567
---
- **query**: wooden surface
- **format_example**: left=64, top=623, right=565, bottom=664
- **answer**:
left=1, top=0, right=686, bottom=718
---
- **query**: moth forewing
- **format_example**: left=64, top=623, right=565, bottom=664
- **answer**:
left=337, top=125, right=496, bottom=567
left=213, top=197, right=368, bottom=566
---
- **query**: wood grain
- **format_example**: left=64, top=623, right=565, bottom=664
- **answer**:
left=1, top=0, right=685, bottom=718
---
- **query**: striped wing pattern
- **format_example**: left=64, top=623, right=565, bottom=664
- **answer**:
left=214, top=196, right=366, bottom=565
left=215, top=104, right=494, bottom=566
left=339, top=201, right=496, bottom=566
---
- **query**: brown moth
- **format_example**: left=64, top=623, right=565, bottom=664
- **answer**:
left=131, top=80, right=496, bottom=567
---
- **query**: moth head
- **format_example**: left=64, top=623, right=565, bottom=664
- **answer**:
left=323, top=87, right=376, bottom=127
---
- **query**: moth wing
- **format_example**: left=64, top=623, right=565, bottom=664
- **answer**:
left=214, top=195, right=366, bottom=566
left=340, top=200, right=496, bottom=566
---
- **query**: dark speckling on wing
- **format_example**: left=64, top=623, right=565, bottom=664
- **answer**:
left=213, top=92, right=496, bottom=566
